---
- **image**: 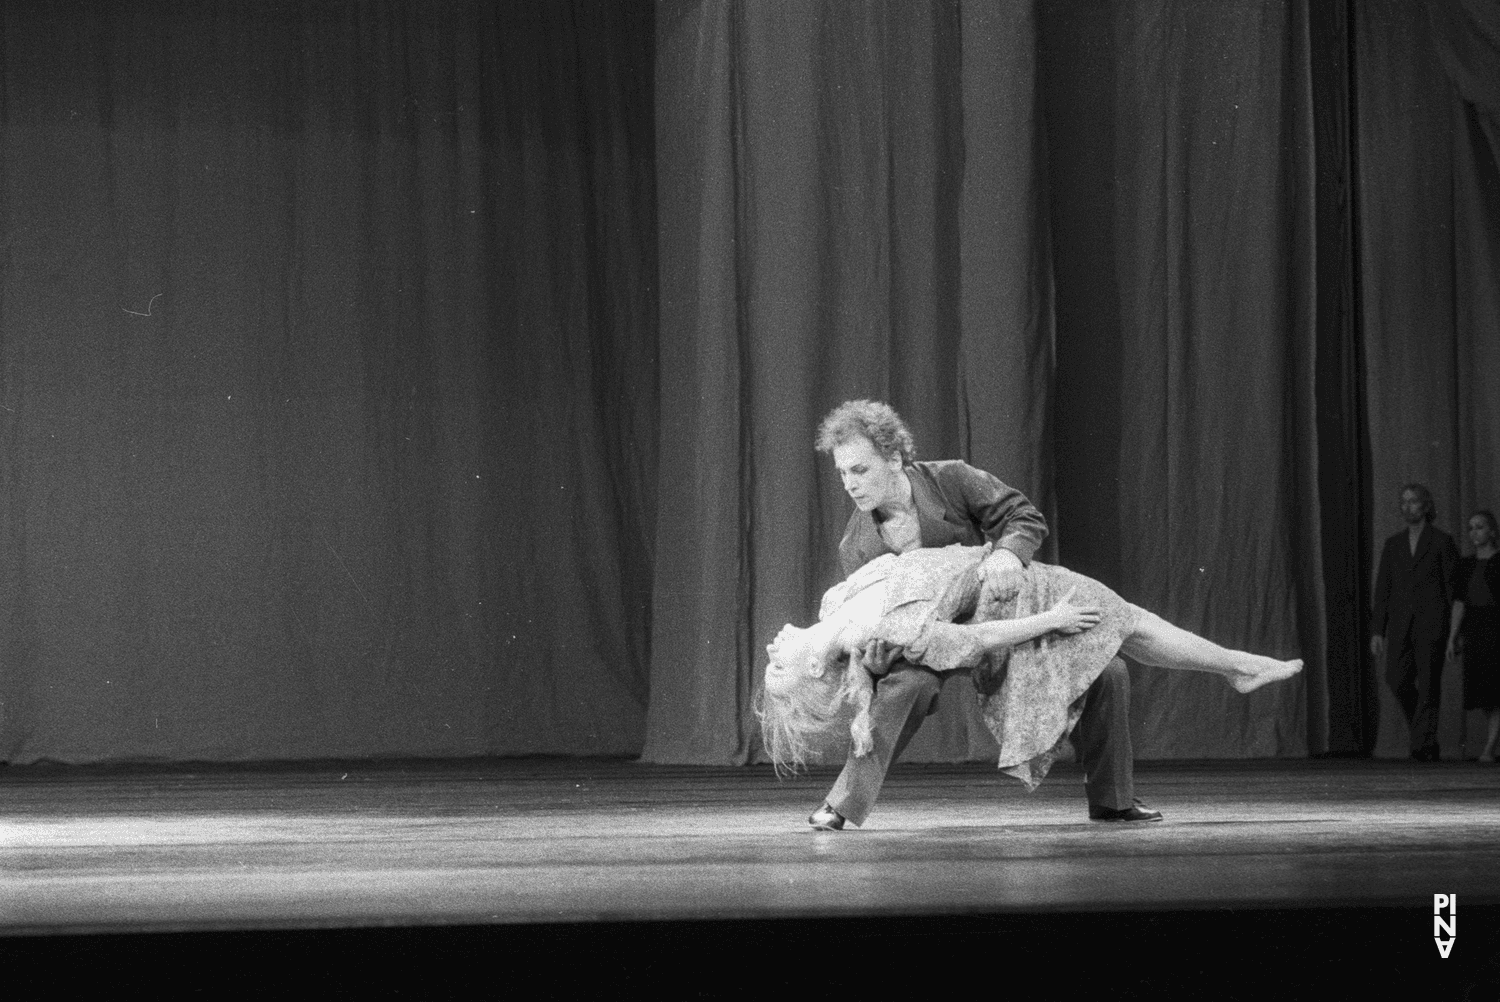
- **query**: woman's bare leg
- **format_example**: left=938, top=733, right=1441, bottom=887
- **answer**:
left=1118, top=611, right=1303, bottom=693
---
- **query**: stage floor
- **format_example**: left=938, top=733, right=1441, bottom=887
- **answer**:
left=7, top=757, right=1500, bottom=993
left=4, top=757, right=1498, bottom=935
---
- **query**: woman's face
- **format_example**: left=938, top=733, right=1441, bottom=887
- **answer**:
left=832, top=436, right=906, bottom=513
left=1469, top=516, right=1496, bottom=550
left=764, top=624, right=830, bottom=696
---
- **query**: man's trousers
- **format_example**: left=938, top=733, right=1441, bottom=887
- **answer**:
left=823, top=657, right=1135, bottom=826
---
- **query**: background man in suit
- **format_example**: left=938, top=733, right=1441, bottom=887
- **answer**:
left=804, top=399, right=1159, bottom=830
left=1371, top=483, right=1460, bottom=761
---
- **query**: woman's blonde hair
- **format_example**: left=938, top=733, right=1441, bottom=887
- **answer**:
left=755, top=658, right=874, bottom=775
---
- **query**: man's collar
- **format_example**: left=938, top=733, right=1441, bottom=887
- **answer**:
left=909, top=470, right=950, bottom=544
left=872, top=469, right=918, bottom=524
left=1408, top=522, right=1432, bottom=560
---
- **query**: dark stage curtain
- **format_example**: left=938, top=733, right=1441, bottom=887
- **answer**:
left=646, top=0, right=1317, bottom=764
left=1354, top=0, right=1500, bottom=757
left=0, top=1, right=658, bottom=762
left=9, top=1, right=1489, bottom=768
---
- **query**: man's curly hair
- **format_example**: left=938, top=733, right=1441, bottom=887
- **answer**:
left=814, top=399, right=916, bottom=463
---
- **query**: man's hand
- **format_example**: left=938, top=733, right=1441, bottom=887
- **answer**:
left=853, top=639, right=903, bottom=677
left=980, top=546, right=1024, bottom=592
left=1369, top=635, right=1385, bottom=659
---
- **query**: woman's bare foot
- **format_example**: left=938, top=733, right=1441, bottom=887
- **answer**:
left=1227, top=657, right=1304, bottom=694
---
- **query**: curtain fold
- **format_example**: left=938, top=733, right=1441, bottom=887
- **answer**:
left=1427, top=0, right=1500, bottom=551
left=1306, top=0, right=1369, bottom=754
left=1121, top=0, right=1318, bottom=758
left=0, top=1, right=658, bottom=762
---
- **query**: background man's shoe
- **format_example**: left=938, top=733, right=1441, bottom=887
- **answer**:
left=1088, top=798, right=1163, bottom=823
left=808, top=804, right=846, bottom=830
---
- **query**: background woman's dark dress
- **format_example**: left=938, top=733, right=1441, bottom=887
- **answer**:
left=1460, top=556, right=1500, bottom=711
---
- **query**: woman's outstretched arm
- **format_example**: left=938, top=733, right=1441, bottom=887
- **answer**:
left=961, top=589, right=1100, bottom=654
left=896, top=589, right=1103, bottom=675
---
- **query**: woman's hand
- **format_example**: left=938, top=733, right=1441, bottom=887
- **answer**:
left=1048, top=588, right=1102, bottom=635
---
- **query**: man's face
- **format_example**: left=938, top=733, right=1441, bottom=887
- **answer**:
left=1401, top=490, right=1427, bottom=525
left=832, top=436, right=905, bottom=513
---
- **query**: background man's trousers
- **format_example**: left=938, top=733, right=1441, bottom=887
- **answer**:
left=1385, top=630, right=1446, bottom=755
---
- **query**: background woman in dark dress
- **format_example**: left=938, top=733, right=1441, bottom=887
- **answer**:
left=1449, top=510, right=1500, bottom=762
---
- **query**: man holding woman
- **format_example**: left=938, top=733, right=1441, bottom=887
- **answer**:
left=785, top=399, right=1155, bottom=829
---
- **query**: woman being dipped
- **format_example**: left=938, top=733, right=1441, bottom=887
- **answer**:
left=757, top=542, right=1303, bottom=791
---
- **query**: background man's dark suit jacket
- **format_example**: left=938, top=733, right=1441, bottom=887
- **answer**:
left=1372, top=523, right=1460, bottom=656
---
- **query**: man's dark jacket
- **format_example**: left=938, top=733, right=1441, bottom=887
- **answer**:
left=837, top=459, right=1047, bottom=576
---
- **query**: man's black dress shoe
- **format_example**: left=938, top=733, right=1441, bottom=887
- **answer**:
left=808, top=803, right=846, bottom=830
left=1088, top=798, right=1163, bottom=823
